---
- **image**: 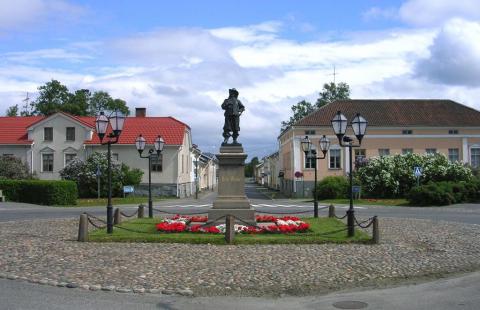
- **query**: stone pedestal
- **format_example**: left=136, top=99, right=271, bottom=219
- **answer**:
left=208, top=145, right=256, bottom=225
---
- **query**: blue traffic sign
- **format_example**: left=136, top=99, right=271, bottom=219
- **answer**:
left=414, top=166, right=423, bottom=177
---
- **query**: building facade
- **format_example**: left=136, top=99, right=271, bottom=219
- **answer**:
left=278, top=99, right=480, bottom=197
left=0, top=109, right=195, bottom=198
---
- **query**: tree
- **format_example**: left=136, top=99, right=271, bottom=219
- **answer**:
left=245, top=156, right=260, bottom=177
left=59, top=152, right=143, bottom=198
left=28, top=80, right=130, bottom=116
left=6, top=105, right=18, bottom=116
left=0, top=156, right=32, bottom=179
left=33, top=79, right=71, bottom=115
left=280, top=100, right=314, bottom=132
left=89, top=91, right=130, bottom=116
left=316, top=82, right=350, bottom=108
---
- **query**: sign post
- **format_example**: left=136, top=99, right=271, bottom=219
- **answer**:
left=96, top=166, right=102, bottom=199
left=414, top=166, right=423, bottom=186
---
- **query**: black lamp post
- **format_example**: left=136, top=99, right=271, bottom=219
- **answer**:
left=191, top=145, right=201, bottom=199
left=301, top=135, right=331, bottom=218
left=95, top=110, right=126, bottom=234
left=135, top=134, right=165, bottom=218
left=331, top=111, right=368, bottom=237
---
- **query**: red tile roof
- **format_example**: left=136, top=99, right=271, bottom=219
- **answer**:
left=294, top=99, right=480, bottom=128
left=0, top=114, right=188, bottom=145
left=0, top=116, right=43, bottom=144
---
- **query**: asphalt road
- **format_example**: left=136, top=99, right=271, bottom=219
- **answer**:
left=1, top=271, right=479, bottom=310
left=1, top=184, right=479, bottom=224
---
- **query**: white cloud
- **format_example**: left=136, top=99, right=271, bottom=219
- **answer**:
left=1, top=18, right=480, bottom=158
left=399, top=0, right=480, bottom=26
left=362, top=7, right=398, bottom=21
left=415, top=19, right=480, bottom=86
left=0, top=0, right=85, bottom=31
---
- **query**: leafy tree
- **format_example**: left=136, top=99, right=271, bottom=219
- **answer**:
left=0, top=156, right=33, bottom=179
left=33, top=79, right=71, bottom=115
left=89, top=91, right=130, bottom=116
left=316, top=82, right=350, bottom=108
left=6, top=105, right=18, bottom=116
left=28, top=80, right=130, bottom=116
left=280, top=100, right=314, bottom=132
left=245, top=156, right=260, bottom=177
left=59, top=152, right=143, bottom=198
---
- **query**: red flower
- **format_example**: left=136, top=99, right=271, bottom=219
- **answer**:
left=256, top=215, right=277, bottom=222
left=280, top=216, right=300, bottom=221
left=190, top=216, right=208, bottom=222
left=156, top=222, right=186, bottom=233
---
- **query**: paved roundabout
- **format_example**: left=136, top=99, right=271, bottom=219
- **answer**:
left=0, top=216, right=479, bottom=297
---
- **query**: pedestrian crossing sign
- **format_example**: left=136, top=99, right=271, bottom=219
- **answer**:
left=414, top=166, right=423, bottom=177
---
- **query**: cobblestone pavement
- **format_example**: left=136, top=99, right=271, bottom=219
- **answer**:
left=0, top=218, right=479, bottom=297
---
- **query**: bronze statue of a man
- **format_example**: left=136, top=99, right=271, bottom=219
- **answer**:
left=222, top=88, right=245, bottom=145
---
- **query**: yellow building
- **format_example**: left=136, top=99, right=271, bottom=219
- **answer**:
left=278, top=99, right=480, bottom=197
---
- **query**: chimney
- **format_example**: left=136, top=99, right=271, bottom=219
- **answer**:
left=135, top=107, right=146, bottom=117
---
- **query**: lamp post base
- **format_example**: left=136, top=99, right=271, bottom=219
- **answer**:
left=347, top=209, right=355, bottom=237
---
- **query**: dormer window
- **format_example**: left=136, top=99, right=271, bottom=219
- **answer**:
left=402, top=129, right=413, bottom=135
left=44, top=127, right=53, bottom=141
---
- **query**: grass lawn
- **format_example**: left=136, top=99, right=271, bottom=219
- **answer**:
left=73, top=196, right=175, bottom=207
left=89, top=217, right=371, bottom=244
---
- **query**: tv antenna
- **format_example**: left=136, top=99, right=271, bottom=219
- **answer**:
left=329, top=65, right=339, bottom=84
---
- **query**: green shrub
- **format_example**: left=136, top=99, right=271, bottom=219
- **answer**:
left=0, top=156, right=34, bottom=180
left=407, top=183, right=455, bottom=206
left=315, top=176, right=349, bottom=199
left=0, top=179, right=77, bottom=205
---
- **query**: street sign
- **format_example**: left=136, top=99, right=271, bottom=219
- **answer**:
left=414, top=166, right=423, bottom=177
left=96, top=166, right=102, bottom=177
left=123, top=186, right=134, bottom=193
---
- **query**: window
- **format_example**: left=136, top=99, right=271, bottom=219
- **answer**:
left=354, top=149, right=366, bottom=161
left=305, top=130, right=316, bottom=135
left=426, top=148, right=437, bottom=154
left=152, top=154, right=163, bottom=172
left=402, top=148, right=413, bottom=155
left=471, top=148, right=480, bottom=168
left=304, top=149, right=317, bottom=169
left=448, top=148, right=459, bottom=162
left=42, top=154, right=53, bottom=172
left=44, top=127, right=53, bottom=141
left=2, top=154, right=14, bottom=158
left=378, top=149, right=390, bottom=156
left=112, top=153, right=119, bottom=161
left=65, top=153, right=76, bottom=166
left=402, top=129, right=413, bottom=135
left=449, top=129, right=459, bottom=135
left=329, top=149, right=341, bottom=169
left=66, top=127, right=75, bottom=141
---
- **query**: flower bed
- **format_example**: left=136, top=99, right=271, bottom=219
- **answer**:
left=155, top=215, right=310, bottom=234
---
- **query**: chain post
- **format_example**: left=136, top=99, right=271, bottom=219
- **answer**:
left=372, top=216, right=379, bottom=244
left=138, top=204, right=145, bottom=218
left=328, top=204, right=335, bottom=218
left=78, top=213, right=89, bottom=242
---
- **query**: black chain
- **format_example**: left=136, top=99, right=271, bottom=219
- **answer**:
left=334, top=213, right=348, bottom=220
left=120, top=210, right=139, bottom=218
left=84, top=213, right=107, bottom=229
left=354, top=216, right=376, bottom=229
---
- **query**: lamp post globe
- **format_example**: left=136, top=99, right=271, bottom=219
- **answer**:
left=109, top=110, right=126, bottom=137
left=331, top=111, right=348, bottom=141
left=351, top=113, right=368, bottom=143
left=135, top=134, right=146, bottom=154
left=301, top=136, right=312, bottom=154
left=95, top=112, right=109, bottom=142
left=154, top=135, right=165, bottom=156
left=319, top=135, right=331, bottom=154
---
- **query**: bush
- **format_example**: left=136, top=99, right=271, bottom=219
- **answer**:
left=407, top=183, right=455, bottom=206
left=315, top=176, right=349, bottom=199
left=0, top=179, right=77, bottom=205
left=407, top=179, right=480, bottom=206
left=356, top=153, right=473, bottom=198
left=60, top=152, right=143, bottom=198
left=0, top=156, right=34, bottom=180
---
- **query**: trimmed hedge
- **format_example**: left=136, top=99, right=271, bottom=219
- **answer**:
left=315, top=176, right=349, bottom=199
left=0, top=179, right=77, bottom=205
left=407, top=179, right=480, bottom=206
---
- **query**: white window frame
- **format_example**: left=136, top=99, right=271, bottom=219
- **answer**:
left=425, top=148, right=437, bottom=154
left=41, top=153, right=54, bottom=172
left=64, top=153, right=77, bottom=167
left=304, top=145, right=317, bottom=169
left=329, top=147, right=341, bottom=169
left=471, top=147, right=480, bottom=168
left=448, top=148, right=459, bottom=162
left=66, top=127, right=75, bottom=141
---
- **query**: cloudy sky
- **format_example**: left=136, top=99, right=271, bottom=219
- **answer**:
left=1, top=0, right=480, bottom=158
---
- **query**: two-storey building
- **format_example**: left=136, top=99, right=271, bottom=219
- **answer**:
left=278, top=99, right=480, bottom=197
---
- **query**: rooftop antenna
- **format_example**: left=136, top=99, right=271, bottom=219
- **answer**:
left=329, top=65, right=339, bottom=84
left=22, top=92, right=30, bottom=115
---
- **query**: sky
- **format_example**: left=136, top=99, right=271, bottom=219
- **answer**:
left=1, top=0, right=480, bottom=159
